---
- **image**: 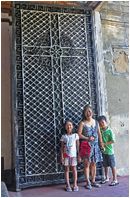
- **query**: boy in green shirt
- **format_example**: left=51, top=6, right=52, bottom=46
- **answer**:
left=98, top=115, right=119, bottom=186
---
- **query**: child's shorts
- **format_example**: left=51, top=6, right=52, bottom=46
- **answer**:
left=64, top=157, right=77, bottom=166
left=102, top=154, right=116, bottom=168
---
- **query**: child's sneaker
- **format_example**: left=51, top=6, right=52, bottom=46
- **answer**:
left=73, top=186, right=79, bottom=192
left=100, top=178, right=109, bottom=184
left=65, top=186, right=72, bottom=192
left=109, top=180, right=119, bottom=186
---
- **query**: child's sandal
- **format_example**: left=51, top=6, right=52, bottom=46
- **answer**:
left=85, top=183, right=92, bottom=190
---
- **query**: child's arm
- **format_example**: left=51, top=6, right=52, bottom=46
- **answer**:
left=104, top=129, right=115, bottom=146
left=76, top=139, right=81, bottom=163
left=105, top=129, right=115, bottom=146
left=97, top=125, right=104, bottom=148
left=104, top=140, right=115, bottom=146
left=60, top=141, right=64, bottom=164
left=76, top=139, right=79, bottom=154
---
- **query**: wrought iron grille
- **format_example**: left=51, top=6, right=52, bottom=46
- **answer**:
left=13, top=2, right=101, bottom=190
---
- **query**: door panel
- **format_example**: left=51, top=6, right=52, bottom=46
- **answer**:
left=12, top=2, right=100, bottom=190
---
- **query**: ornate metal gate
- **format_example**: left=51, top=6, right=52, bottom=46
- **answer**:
left=12, top=2, right=101, bottom=190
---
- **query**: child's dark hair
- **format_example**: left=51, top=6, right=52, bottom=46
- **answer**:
left=97, top=115, right=107, bottom=122
left=64, top=119, right=74, bottom=133
left=64, top=119, right=73, bottom=126
left=82, top=104, right=93, bottom=120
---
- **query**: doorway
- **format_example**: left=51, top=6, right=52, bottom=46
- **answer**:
left=12, top=2, right=101, bottom=190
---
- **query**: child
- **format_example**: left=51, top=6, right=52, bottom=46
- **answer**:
left=60, top=120, right=79, bottom=192
left=97, top=115, right=119, bottom=186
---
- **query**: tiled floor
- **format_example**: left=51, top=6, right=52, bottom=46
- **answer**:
left=9, top=176, right=129, bottom=197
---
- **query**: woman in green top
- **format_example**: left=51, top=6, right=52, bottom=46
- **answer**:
left=98, top=115, right=119, bottom=186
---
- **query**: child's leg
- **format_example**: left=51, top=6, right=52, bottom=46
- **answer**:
left=109, top=166, right=119, bottom=186
left=71, top=166, right=78, bottom=187
left=109, top=154, right=118, bottom=181
left=100, top=166, right=109, bottom=184
left=65, top=166, right=70, bottom=187
left=102, top=154, right=109, bottom=180
left=111, top=166, right=117, bottom=181
left=104, top=166, right=109, bottom=180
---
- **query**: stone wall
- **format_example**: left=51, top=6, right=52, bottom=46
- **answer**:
left=99, top=1, right=129, bottom=175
